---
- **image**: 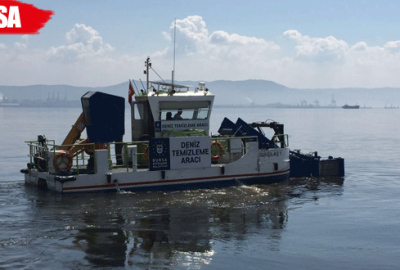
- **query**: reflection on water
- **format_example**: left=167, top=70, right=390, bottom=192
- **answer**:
left=8, top=177, right=342, bottom=269
left=288, top=177, right=344, bottom=200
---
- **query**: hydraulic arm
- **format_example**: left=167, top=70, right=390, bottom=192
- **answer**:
left=59, top=112, right=86, bottom=151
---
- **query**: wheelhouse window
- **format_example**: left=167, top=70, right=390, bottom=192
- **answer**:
left=159, top=101, right=211, bottom=121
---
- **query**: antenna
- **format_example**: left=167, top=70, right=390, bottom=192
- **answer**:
left=132, top=79, right=139, bottom=93
left=172, top=18, right=176, bottom=89
left=139, top=79, right=146, bottom=93
left=144, top=57, right=151, bottom=92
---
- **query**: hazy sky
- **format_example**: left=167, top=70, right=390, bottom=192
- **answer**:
left=1, top=0, right=400, bottom=88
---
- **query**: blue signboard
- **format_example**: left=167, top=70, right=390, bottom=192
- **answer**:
left=149, top=138, right=170, bottom=171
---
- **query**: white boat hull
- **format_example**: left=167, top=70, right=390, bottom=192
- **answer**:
left=24, top=143, right=290, bottom=194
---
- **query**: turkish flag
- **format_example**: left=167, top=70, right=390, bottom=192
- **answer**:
left=128, top=80, right=135, bottom=104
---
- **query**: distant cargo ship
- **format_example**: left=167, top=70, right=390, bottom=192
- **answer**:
left=0, top=102, right=20, bottom=107
left=342, top=104, right=360, bottom=109
left=0, top=96, right=19, bottom=107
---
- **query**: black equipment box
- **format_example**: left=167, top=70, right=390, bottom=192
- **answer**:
left=81, top=91, right=125, bottom=143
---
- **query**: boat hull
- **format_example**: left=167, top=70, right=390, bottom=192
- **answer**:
left=24, top=169, right=289, bottom=193
left=23, top=145, right=290, bottom=194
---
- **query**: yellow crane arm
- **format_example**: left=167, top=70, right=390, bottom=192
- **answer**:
left=66, top=138, right=88, bottom=157
left=57, top=112, right=108, bottom=159
left=59, top=112, right=86, bottom=151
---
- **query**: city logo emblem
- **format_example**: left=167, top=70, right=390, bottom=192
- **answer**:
left=157, top=144, right=163, bottom=154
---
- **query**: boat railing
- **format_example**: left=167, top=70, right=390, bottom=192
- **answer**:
left=210, top=136, right=258, bottom=163
left=107, top=136, right=260, bottom=171
left=26, top=139, right=98, bottom=175
left=271, top=134, right=289, bottom=148
left=26, top=134, right=287, bottom=175
left=25, top=139, right=55, bottom=172
left=107, top=141, right=149, bottom=172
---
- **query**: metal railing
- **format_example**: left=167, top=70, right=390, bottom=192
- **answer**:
left=26, top=139, right=55, bottom=172
left=26, top=134, right=289, bottom=175
left=26, top=139, right=97, bottom=175
left=271, top=134, right=289, bottom=148
left=107, top=141, right=149, bottom=171
left=210, top=136, right=260, bottom=163
left=106, top=136, right=261, bottom=171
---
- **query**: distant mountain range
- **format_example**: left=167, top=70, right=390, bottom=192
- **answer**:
left=1, top=80, right=400, bottom=108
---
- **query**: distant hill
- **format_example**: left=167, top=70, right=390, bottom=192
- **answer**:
left=1, top=80, right=400, bottom=108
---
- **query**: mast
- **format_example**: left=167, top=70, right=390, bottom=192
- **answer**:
left=145, top=57, right=151, bottom=92
left=172, top=19, right=176, bottom=88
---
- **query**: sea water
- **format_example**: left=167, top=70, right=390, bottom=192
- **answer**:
left=1, top=106, right=400, bottom=269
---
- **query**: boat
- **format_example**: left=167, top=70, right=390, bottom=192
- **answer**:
left=21, top=58, right=294, bottom=193
left=0, top=95, right=19, bottom=107
left=0, top=102, right=20, bottom=107
left=342, top=104, right=360, bottom=109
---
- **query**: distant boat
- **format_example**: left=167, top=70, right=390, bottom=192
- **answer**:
left=0, top=102, right=20, bottom=107
left=0, top=96, right=19, bottom=107
left=342, top=104, right=360, bottom=109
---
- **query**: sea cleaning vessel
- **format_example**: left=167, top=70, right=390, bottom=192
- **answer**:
left=21, top=58, right=344, bottom=193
